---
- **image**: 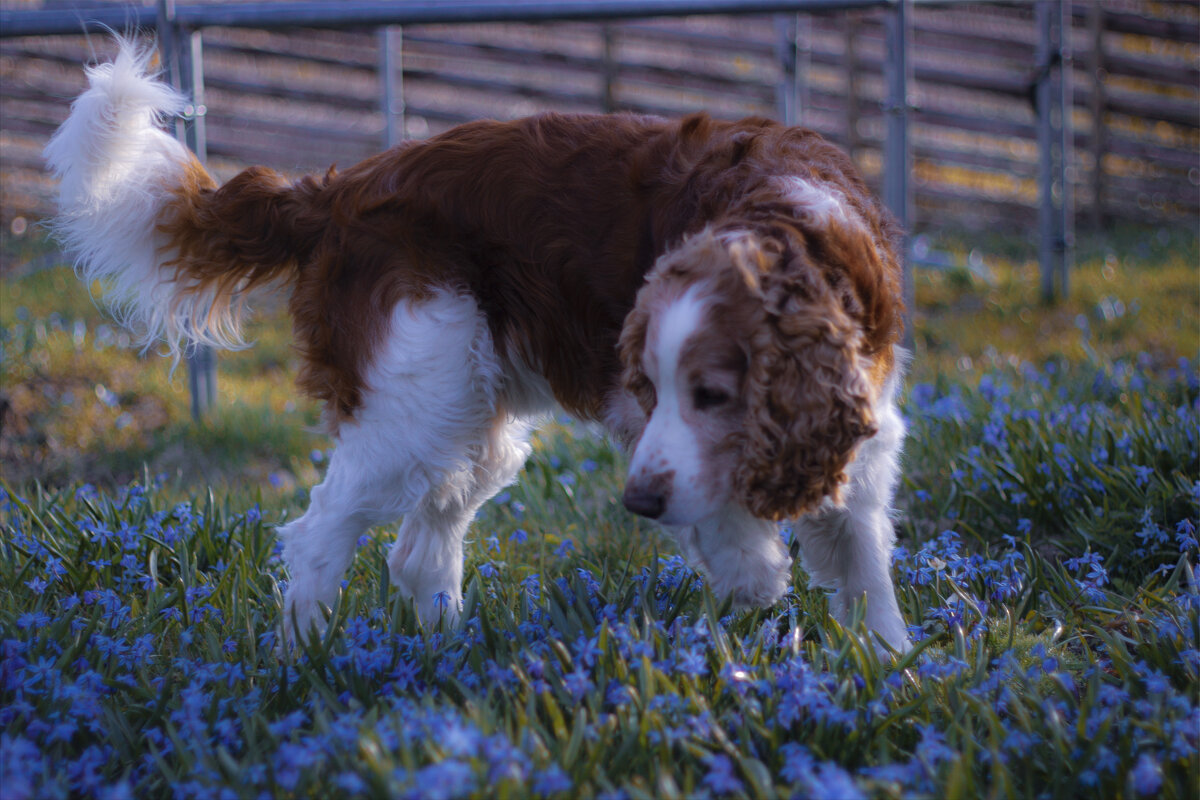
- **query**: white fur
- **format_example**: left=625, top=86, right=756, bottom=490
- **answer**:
left=43, top=39, right=235, bottom=354
left=625, top=289, right=723, bottom=524
left=790, top=355, right=911, bottom=652
left=774, top=175, right=864, bottom=230
left=280, top=289, right=544, bottom=639
left=670, top=504, right=792, bottom=609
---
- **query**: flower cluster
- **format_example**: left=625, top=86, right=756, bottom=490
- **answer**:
left=1, top=358, right=1196, bottom=799
left=904, top=358, right=1198, bottom=583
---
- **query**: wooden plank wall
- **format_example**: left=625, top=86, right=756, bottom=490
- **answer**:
left=0, top=0, right=1196, bottom=234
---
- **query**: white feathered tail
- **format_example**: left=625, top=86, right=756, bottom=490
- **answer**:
left=45, top=39, right=320, bottom=354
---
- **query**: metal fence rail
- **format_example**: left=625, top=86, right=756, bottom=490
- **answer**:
left=2, top=0, right=899, bottom=36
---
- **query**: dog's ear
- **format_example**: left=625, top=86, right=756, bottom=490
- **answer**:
left=733, top=257, right=877, bottom=520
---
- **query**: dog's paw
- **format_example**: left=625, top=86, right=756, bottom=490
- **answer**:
left=724, top=540, right=792, bottom=610
left=681, top=509, right=793, bottom=610
left=280, top=585, right=330, bottom=652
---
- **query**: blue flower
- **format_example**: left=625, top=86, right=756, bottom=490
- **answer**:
left=334, top=772, right=366, bottom=794
left=1175, top=518, right=1198, bottom=551
left=779, top=742, right=815, bottom=783
left=916, top=724, right=955, bottom=767
left=675, top=647, right=707, bottom=677
left=520, top=573, right=541, bottom=599
left=702, top=754, right=742, bottom=795
left=532, top=764, right=572, bottom=797
left=16, top=612, right=49, bottom=630
left=415, top=760, right=476, bottom=800
left=605, top=680, right=633, bottom=708
left=563, top=667, right=592, bottom=702
left=1130, top=753, right=1162, bottom=796
left=806, top=763, right=865, bottom=800
left=1139, top=665, right=1171, bottom=695
left=439, top=720, right=483, bottom=758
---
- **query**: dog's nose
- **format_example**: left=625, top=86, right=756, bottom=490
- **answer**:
left=623, top=484, right=666, bottom=519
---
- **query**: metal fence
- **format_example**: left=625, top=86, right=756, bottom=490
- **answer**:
left=0, top=0, right=1082, bottom=417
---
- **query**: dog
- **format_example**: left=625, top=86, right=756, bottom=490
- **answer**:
left=46, top=41, right=911, bottom=652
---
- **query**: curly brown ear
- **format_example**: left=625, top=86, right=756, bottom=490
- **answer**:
left=734, top=276, right=877, bottom=520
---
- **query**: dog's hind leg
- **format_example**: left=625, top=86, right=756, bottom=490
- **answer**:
left=279, top=288, right=507, bottom=643
left=278, top=444, right=410, bottom=644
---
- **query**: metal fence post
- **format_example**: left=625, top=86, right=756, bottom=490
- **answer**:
left=1086, top=2, right=1106, bottom=230
left=774, top=14, right=809, bottom=127
left=1057, top=0, right=1074, bottom=298
left=883, top=0, right=913, bottom=348
left=1036, top=0, right=1072, bottom=303
left=843, top=12, right=862, bottom=160
left=158, top=0, right=216, bottom=418
left=378, top=26, right=405, bottom=148
left=601, top=24, right=617, bottom=112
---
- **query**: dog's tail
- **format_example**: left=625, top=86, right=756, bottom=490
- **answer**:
left=44, top=39, right=326, bottom=354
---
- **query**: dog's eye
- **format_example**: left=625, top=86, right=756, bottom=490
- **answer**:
left=692, top=385, right=730, bottom=411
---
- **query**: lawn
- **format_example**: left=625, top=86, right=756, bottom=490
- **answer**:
left=1, top=225, right=1197, bottom=799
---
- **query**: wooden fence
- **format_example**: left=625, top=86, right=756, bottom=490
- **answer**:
left=0, top=0, right=1196, bottom=234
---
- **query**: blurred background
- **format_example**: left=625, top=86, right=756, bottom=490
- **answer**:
left=0, top=0, right=1196, bottom=499
left=1, top=0, right=1196, bottom=232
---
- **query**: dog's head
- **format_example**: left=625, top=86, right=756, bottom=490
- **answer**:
left=618, top=223, right=892, bottom=525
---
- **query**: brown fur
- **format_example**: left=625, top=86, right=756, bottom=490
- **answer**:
left=157, top=112, right=902, bottom=515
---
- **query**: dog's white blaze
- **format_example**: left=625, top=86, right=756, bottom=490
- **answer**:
left=628, top=288, right=710, bottom=522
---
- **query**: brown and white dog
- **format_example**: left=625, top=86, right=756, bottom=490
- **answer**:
left=46, top=41, right=911, bottom=651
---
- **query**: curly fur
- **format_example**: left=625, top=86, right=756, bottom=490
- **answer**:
left=733, top=247, right=878, bottom=520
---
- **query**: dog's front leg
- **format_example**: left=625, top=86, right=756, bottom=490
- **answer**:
left=667, top=504, right=792, bottom=610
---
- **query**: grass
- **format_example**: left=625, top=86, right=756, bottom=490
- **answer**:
left=1, top=224, right=1198, bottom=798
left=912, top=225, right=1198, bottom=373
